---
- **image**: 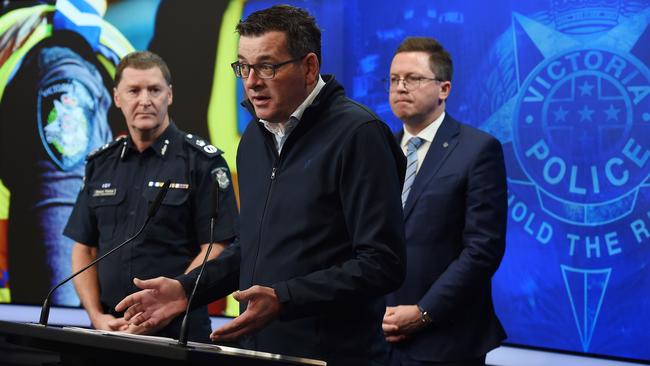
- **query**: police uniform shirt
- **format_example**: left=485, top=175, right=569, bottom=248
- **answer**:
left=63, top=122, right=238, bottom=312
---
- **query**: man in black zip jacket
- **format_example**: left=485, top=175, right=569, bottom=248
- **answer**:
left=116, top=5, right=406, bottom=365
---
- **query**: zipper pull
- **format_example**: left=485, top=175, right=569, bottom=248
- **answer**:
left=271, top=167, right=277, bottom=180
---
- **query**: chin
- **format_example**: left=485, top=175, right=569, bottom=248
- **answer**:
left=253, top=108, right=271, bottom=120
left=392, top=111, right=410, bottom=121
left=132, top=121, right=162, bottom=131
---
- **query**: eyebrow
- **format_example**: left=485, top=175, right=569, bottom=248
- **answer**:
left=390, top=73, right=424, bottom=77
left=121, top=82, right=165, bottom=89
left=237, top=54, right=277, bottom=63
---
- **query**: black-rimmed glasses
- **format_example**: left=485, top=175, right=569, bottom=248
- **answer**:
left=231, top=56, right=306, bottom=79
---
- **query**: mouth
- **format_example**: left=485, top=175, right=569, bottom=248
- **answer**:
left=393, top=99, right=412, bottom=104
left=250, top=95, right=271, bottom=106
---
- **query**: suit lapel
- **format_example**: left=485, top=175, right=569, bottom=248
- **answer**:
left=403, top=115, right=460, bottom=219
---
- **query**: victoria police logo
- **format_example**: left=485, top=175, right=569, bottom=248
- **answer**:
left=473, top=1, right=650, bottom=355
left=513, top=48, right=650, bottom=226
left=37, top=79, right=95, bottom=171
left=212, top=167, right=231, bottom=190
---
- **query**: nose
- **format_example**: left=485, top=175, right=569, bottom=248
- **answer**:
left=138, top=90, right=153, bottom=106
left=244, top=69, right=264, bottom=90
left=395, top=78, right=409, bottom=92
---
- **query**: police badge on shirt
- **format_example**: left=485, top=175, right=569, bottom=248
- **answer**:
left=211, top=167, right=231, bottom=191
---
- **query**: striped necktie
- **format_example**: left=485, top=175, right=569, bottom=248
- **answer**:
left=402, top=137, right=424, bottom=207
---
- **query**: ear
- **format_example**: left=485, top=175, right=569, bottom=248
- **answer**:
left=113, top=88, right=121, bottom=108
left=167, top=84, right=173, bottom=106
left=304, top=53, right=320, bottom=85
left=439, top=81, right=452, bottom=101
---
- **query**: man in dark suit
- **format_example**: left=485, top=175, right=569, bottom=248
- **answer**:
left=383, top=37, right=508, bottom=366
left=114, top=5, right=406, bottom=366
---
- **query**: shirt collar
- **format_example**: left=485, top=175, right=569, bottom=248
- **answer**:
left=259, top=75, right=326, bottom=136
left=401, top=111, right=446, bottom=149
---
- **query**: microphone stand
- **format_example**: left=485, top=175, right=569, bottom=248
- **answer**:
left=178, top=182, right=220, bottom=346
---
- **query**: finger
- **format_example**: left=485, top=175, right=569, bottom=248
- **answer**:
left=382, top=323, right=399, bottom=334
left=115, top=289, right=152, bottom=313
left=211, top=314, right=252, bottom=337
left=128, top=310, right=155, bottom=326
left=115, top=294, right=137, bottom=312
left=133, top=277, right=158, bottom=290
left=231, top=290, right=243, bottom=302
left=211, top=326, right=251, bottom=342
left=107, top=317, right=128, bottom=329
left=383, top=313, right=397, bottom=324
left=210, top=316, right=258, bottom=342
left=233, top=285, right=264, bottom=302
left=125, top=323, right=147, bottom=335
left=123, top=304, right=146, bottom=321
left=125, top=311, right=144, bottom=323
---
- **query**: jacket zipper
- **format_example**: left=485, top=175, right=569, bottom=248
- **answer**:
left=250, top=149, right=280, bottom=288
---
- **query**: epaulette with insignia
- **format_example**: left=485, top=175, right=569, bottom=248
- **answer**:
left=86, top=135, right=127, bottom=161
left=184, top=133, right=223, bottom=157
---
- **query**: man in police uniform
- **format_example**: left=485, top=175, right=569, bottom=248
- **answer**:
left=63, top=51, right=238, bottom=341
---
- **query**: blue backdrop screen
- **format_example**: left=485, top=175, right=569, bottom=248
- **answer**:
left=242, top=0, right=650, bottom=362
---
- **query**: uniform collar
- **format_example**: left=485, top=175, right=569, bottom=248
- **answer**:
left=151, top=121, right=179, bottom=157
left=122, top=122, right=179, bottom=159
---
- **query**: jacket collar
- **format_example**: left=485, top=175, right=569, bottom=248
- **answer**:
left=241, top=75, right=345, bottom=155
left=240, top=74, right=342, bottom=121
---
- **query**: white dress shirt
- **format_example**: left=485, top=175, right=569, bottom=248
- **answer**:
left=400, top=111, right=446, bottom=173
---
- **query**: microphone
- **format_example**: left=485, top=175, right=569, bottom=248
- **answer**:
left=39, top=180, right=171, bottom=326
left=178, top=179, right=220, bottom=346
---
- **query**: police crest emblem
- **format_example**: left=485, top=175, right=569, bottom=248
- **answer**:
left=212, top=167, right=231, bottom=190
left=37, top=78, right=94, bottom=171
left=477, top=0, right=650, bottom=354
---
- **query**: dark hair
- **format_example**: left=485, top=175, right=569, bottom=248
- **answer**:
left=114, top=51, right=172, bottom=86
left=236, top=5, right=322, bottom=66
left=395, top=37, right=453, bottom=82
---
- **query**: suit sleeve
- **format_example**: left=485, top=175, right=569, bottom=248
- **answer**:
left=418, top=136, right=507, bottom=323
left=271, top=121, right=406, bottom=319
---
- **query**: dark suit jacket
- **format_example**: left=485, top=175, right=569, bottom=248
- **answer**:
left=386, top=113, right=507, bottom=362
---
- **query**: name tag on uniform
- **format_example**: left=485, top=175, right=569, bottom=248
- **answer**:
left=92, top=189, right=117, bottom=197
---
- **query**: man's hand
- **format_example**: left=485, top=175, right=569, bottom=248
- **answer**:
left=103, top=317, right=153, bottom=335
left=92, top=313, right=129, bottom=331
left=121, top=323, right=157, bottom=335
left=210, top=285, right=281, bottom=342
left=382, top=305, right=428, bottom=343
left=114, top=277, right=187, bottom=331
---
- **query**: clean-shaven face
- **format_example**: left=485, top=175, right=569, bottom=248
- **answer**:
left=238, top=31, right=310, bottom=124
left=389, top=51, right=449, bottom=127
left=114, top=66, right=172, bottom=135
